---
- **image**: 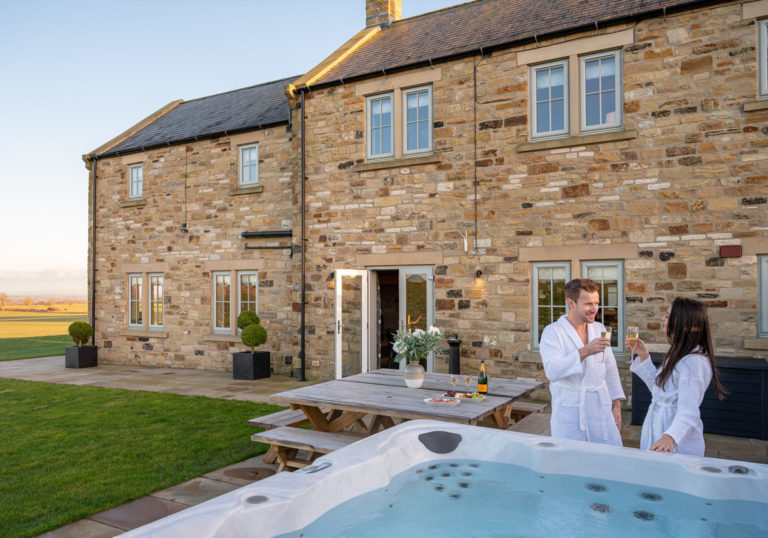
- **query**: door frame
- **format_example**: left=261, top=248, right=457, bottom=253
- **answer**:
left=334, top=269, right=369, bottom=379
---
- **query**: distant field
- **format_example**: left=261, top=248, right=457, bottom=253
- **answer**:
left=2, top=303, right=87, bottom=314
left=0, top=309, right=89, bottom=338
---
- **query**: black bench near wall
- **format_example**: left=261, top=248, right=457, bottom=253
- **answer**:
left=630, top=353, right=768, bottom=440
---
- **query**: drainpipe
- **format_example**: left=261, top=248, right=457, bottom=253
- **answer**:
left=90, top=157, right=97, bottom=345
left=300, top=90, right=306, bottom=382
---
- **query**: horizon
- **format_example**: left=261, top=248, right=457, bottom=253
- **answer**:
left=0, top=0, right=458, bottom=297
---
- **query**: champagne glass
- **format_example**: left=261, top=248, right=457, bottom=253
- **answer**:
left=463, top=374, right=473, bottom=391
left=626, top=326, right=639, bottom=362
left=600, top=328, right=612, bottom=363
left=450, top=375, right=459, bottom=392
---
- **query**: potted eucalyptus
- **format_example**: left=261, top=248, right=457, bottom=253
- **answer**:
left=393, top=326, right=445, bottom=388
left=65, top=321, right=98, bottom=368
left=232, top=311, right=270, bottom=380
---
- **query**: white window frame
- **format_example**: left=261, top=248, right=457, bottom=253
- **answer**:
left=129, top=163, right=143, bottom=199
left=582, top=260, right=625, bottom=353
left=128, top=273, right=143, bottom=328
left=148, top=273, right=164, bottom=329
left=402, top=85, right=433, bottom=155
left=366, top=92, right=394, bottom=160
left=760, top=20, right=768, bottom=98
left=580, top=50, right=622, bottom=133
left=760, top=256, right=768, bottom=336
left=238, top=270, right=259, bottom=318
left=532, top=261, right=571, bottom=349
left=238, top=143, right=259, bottom=186
left=530, top=59, right=570, bottom=139
left=212, top=271, right=232, bottom=333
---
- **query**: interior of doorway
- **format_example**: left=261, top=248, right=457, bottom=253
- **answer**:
left=376, top=270, right=399, bottom=369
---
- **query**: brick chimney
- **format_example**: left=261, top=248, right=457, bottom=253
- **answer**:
left=366, top=0, right=402, bottom=27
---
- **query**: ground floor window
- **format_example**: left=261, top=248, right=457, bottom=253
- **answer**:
left=213, top=270, right=259, bottom=333
left=127, top=272, right=164, bottom=329
left=239, top=271, right=259, bottom=315
left=213, top=272, right=232, bottom=332
left=760, top=256, right=768, bottom=337
left=531, top=260, right=625, bottom=352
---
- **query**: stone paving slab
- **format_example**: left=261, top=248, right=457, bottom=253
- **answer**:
left=152, top=477, right=241, bottom=506
left=89, top=496, right=189, bottom=531
left=37, top=518, right=124, bottom=538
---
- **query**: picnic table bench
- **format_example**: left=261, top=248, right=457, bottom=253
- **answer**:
left=251, top=427, right=361, bottom=472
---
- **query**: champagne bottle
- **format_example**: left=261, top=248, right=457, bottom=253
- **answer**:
left=477, top=361, right=488, bottom=394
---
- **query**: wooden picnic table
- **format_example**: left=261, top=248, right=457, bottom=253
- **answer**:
left=346, top=368, right=543, bottom=399
left=270, top=373, right=544, bottom=435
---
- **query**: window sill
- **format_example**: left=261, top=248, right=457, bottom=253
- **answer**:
left=229, top=185, right=264, bottom=196
left=121, top=329, right=168, bottom=338
left=355, top=154, right=441, bottom=172
left=518, top=129, right=637, bottom=153
left=744, top=338, right=768, bottom=350
left=120, top=199, right=146, bottom=208
left=744, top=100, right=768, bottom=112
left=203, top=333, right=241, bottom=343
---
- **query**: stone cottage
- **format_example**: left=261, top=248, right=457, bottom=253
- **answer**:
left=86, top=0, right=768, bottom=388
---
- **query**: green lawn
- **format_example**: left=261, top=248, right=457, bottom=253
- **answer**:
left=0, top=334, right=74, bottom=361
left=0, top=379, right=281, bottom=537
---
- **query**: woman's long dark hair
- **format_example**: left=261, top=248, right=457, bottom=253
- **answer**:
left=657, top=297, right=726, bottom=400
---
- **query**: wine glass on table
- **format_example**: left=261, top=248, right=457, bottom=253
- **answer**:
left=463, top=374, right=473, bottom=392
left=626, top=326, right=639, bottom=363
left=600, top=328, right=612, bottom=363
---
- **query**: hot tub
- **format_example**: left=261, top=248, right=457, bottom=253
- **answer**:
left=123, top=420, right=768, bottom=537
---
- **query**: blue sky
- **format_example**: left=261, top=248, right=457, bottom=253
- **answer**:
left=0, top=0, right=457, bottom=297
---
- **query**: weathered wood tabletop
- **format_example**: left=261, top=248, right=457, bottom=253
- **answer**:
left=346, top=369, right=543, bottom=399
left=270, top=372, right=544, bottom=434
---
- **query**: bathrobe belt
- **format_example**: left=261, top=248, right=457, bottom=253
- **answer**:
left=556, top=382, right=611, bottom=441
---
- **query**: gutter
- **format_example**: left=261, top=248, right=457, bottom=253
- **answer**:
left=292, top=0, right=728, bottom=93
left=299, top=91, right=307, bottom=382
left=90, top=157, right=97, bottom=345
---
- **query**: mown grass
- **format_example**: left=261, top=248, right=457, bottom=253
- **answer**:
left=0, top=335, right=74, bottom=361
left=0, top=311, right=88, bottom=338
left=0, top=379, right=281, bottom=538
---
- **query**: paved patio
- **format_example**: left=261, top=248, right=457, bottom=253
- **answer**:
left=2, top=356, right=765, bottom=536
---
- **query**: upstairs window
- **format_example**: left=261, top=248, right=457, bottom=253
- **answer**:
left=129, top=163, right=143, bottom=199
left=239, top=143, right=259, bottom=186
left=580, top=51, right=622, bottom=132
left=531, top=60, right=569, bottom=138
left=403, top=85, right=433, bottom=154
left=760, top=20, right=768, bottom=98
left=367, top=93, right=394, bottom=159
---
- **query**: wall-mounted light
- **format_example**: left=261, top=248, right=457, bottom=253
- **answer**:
left=475, top=269, right=483, bottom=278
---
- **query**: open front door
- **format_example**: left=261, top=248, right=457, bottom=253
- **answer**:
left=334, top=270, right=368, bottom=379
left=399, top=266, right=435, bottom=371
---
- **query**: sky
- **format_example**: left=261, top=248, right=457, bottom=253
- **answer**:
left=0, top=0, right=458, bottom=298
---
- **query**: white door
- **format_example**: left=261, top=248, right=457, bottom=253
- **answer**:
left=334, top=270, right=368, bottom=379
left=398, top=265, right=435, bottom=371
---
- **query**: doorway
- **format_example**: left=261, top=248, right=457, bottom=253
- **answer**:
left=334, top=265, right=435, bottom=378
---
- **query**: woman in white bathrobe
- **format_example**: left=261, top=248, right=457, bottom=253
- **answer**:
left=629, top=297, right=726, bottom=455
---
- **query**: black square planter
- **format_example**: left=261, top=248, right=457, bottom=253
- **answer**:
left=65, top=346, right=98, bottom=368
left=233, top=351, right=271, bottom=380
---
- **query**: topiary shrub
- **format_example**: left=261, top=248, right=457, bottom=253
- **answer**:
left=68, top=321, right=94, bottom=347
left=241, top=323, right=267, bottom=353
left=237, top=310, right=261, bottom=331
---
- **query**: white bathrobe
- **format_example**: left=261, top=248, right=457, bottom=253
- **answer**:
left=630, top=352, right=712, bottom=456
left=539, top=316, right=625, bottom=446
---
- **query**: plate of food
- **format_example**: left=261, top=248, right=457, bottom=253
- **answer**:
left=442, top=391, right=485, bottom=400
left=424, top=397, right=461, bottom=406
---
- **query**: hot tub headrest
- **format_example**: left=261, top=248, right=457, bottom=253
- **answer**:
left=418, top=431, right=462, bottom=453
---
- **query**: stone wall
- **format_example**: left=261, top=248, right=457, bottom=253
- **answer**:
left=92, top=126, right=297, bottom=373
left=298, top=0, right=768, bottom=384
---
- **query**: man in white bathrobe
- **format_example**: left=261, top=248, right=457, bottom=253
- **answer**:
left=539, top=278, right=625, bottom=446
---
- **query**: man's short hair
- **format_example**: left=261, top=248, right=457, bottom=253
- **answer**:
left=564, top=278, right=600, bottom=302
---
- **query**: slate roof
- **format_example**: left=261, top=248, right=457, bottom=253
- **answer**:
left=310, top=0, right=726, bottom=88
left=99, top=76, right=297, bottom=157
